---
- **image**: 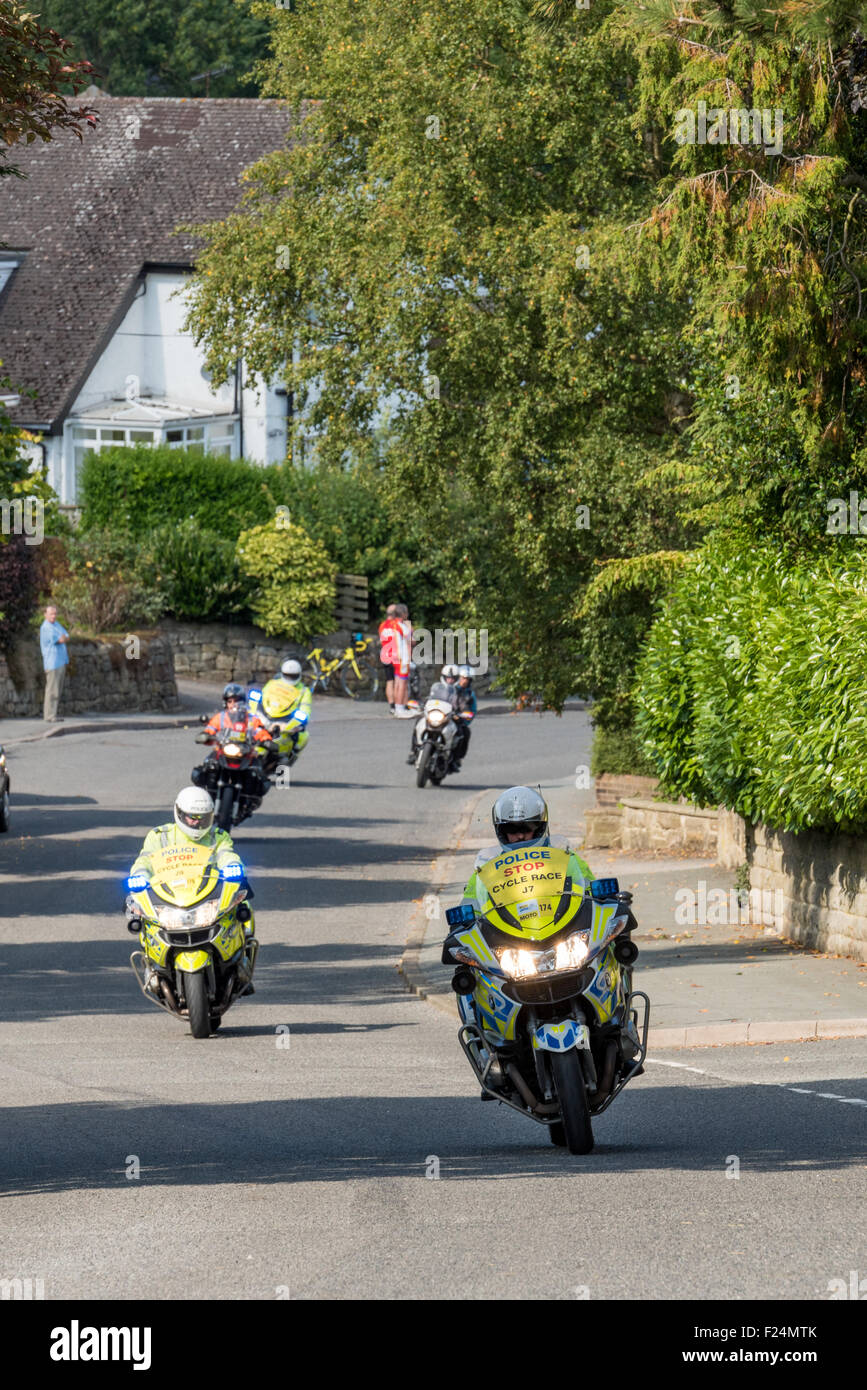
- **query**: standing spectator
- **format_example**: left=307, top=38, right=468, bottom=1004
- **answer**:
left=40, top=603, right=69, bottom=722
left=378, top=602, right=400, bottom=711
left=391, top=603, right=414, bottom=717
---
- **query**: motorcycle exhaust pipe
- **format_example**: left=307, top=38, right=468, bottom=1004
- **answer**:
left=614, top=936, right=638, bottom=965
left=159, top=978, right=179, bottom=1012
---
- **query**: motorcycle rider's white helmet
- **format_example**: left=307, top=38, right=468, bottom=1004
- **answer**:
left=441, top=664, right=459, bottom=681
left=492, top=786, right=549, bottom=849
left=458, top=664, right=474, bottom=679
left=174, top=786, right=216, bottom=841
left=281, top=658, right=303, bottom=682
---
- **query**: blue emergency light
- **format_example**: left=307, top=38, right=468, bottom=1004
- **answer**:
left=220, top=863, right=245, bottom=881
left=445, top=902, right=476, bottom=928
left=590, top=878, right=620, bottom=900
left=126, top=874, right=149, bottom=892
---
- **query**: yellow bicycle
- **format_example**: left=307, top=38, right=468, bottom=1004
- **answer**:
left=302, top=632, right=380, bottom=700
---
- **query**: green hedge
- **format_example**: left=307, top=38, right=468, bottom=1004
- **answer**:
left=590, top=724, right=658, bottom=779
left=77, top=447, right=455, bottom=626
left=79, top=447, right=276, bottom=540
left=635, top=536, right=867, bottom=832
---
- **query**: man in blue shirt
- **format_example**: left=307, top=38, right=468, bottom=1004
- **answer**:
left=39, top=604, right=69, bottom=722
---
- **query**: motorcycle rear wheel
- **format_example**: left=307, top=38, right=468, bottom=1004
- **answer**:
left=216, top=784, right=234, bottom=832
left=184, top=971, right=211, bottom=1039
left=416, top=742, right=433, bottom=788
left=549, top=1050, right=594, bottom=1154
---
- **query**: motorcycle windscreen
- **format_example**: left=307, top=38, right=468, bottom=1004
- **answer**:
left=145, top=843, right=221, bottom=907
left=476, top=846, right=585, bottom=942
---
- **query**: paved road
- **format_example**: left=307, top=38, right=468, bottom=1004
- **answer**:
left=0, top=702, right=864, bottom=1300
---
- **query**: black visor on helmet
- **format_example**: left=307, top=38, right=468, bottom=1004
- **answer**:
left=177, top=807, right=214, bottom=832
left=497, top=818, right=546, bottom=839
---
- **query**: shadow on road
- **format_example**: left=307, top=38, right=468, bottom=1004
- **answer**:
left=1, top=1082, right=864, bottom=1197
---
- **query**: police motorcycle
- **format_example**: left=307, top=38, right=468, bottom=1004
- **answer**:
left=126, top=847, right=258, bottom=1038
left=413, top=680, right=460, bottom=787
left=442, top=847, right=649, bottom=1153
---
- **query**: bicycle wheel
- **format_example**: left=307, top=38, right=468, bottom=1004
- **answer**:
left=301, top=659, right=325, bottom=693
left=341, top=658, right=379, bottom=701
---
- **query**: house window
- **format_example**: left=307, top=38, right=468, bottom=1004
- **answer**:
left=165, top=424, right=209, bottom=449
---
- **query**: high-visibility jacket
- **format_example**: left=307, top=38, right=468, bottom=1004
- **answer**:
left=130, top=823, right=244, bottom=881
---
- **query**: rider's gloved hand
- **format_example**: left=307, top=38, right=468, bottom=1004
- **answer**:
left=194, top=732, right=211, bottom=744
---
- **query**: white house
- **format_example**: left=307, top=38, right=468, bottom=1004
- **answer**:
left=0, top=98, right=297, bottom=506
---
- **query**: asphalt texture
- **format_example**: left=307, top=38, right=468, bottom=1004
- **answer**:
left=0, top=697, right=864, bottom=1300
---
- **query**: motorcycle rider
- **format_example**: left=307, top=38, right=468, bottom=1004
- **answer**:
left=251, top=658, right=312, bottom=773
left=192, top=682, right=275, bottom=809
left=460, top=786, right=594, bottom=911
left=406, top=664, right=459, bottom=764
left=448, top=664, right=477, bottom=772
left=128, top=786, right=256, bottom=989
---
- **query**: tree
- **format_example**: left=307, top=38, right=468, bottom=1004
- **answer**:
left=34, top=0, right=270, bottom=97
left=184, top=0, right=692, bottom=708
left=0, top=0, right=96, bottom=176
left=610, top=0, right=867, bottom=540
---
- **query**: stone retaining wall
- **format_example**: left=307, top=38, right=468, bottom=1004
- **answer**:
left=161, top=619, right=497, bottom=696
left=594, top=773, right=659, bottom=808
left=620, top=797, right=718, bottom=855
left=718, top=811, right=867, bottom=961
left=0, top=631, right=179, bottom=717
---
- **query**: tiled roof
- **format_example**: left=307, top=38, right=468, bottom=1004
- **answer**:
left=0, top=99, right=296, bottom=429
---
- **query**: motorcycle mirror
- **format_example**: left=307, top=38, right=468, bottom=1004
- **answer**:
left=126, top=917, right=142, bottom=935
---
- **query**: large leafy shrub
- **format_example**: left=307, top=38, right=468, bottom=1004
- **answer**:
left=143, top=518, right=253, bottom=621
left=50, top=527, right=164, bottom=633
left=235, top=520, right=337, bottom=640
left=636, top=537, right=867, bottom=832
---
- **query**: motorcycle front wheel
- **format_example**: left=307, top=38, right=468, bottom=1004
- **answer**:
left=216, top=784, right=234, bottom=832
left=549, top=1050, right=594, bottom=1154
left=184, top=971, right=211, bottom=1039
left=416, top=742, right=433, bottom=788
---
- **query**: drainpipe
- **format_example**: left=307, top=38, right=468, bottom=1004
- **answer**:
left=234, top=358, right=243, bottom=459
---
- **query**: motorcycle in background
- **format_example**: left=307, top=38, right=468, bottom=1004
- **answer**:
left=413, top=680, right=459, bottom=787
left=192, top=718, right=276, bottom=831
left=442, top=848, right=649, bottom=1153
left=126, top=845, right=258, bottom=1038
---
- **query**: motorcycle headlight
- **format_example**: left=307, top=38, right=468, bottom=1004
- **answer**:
left=555, top=932, right=590, bottom=970
left=499, top=947, right=540, bottom=979
left=155, top=905, right=187, bottom=930
left=427, top=709, right=445, bottom=727
left=192, top=901, right=221, bottom=927
left=223, top=742, right=243, bottom=757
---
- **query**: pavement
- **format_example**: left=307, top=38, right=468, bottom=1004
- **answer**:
left=399, top=780, right=867, bottom=1048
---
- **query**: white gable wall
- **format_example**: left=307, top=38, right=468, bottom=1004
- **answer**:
left=48, top=270, right=288, bottom=504
left=72, top=270, right=234, bottom=413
